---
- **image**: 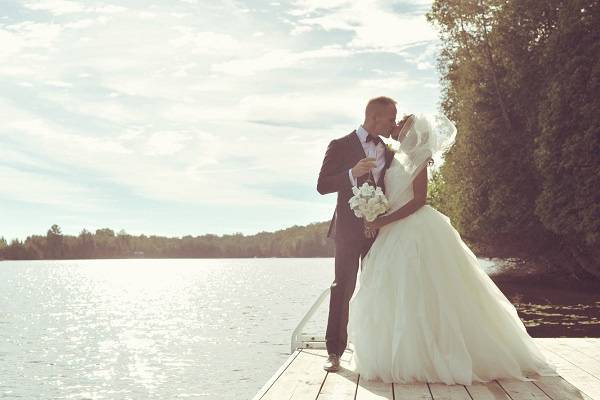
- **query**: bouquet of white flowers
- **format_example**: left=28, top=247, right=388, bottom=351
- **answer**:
left=348, top=183, right=390, bottom=237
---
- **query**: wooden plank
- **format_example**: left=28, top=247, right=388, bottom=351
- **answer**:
left=318, top=369, right=358, bottom=399
left=318, top=368, right=359, bottom=400
left=560, top=338, right=600, bottom=362
left=535, top=338, right=600, bottom=359
left=551, top=338, right=600, bottom=358
left=317, top=349, right=359, bottom=400
left=496, top=379, right=552, bottom=400
left=428, top=383, right=471, bottom=400
left=252, top=350, right=302, bottom=400
left=545, top=339, right=600, bottom=373
left=539, top=339, right=600, bottom=381
left=392, top=383, right=433, bottom=399
left=355, top=376, right=393, bottom=400
left=533, top=375, right=595, bottom=400
left=465, top=381, right=512, bottom=400
left=535, top=341, right=600, bottom=400
left=550, top=338, right=599, bottom=352
left=261, top=349, right=327, bottom=400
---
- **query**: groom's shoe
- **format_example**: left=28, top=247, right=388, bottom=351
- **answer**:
left=323, top=353, right=341, bottom=372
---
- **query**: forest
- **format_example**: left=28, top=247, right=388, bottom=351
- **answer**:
left=426, top=0, right=599, bottom=279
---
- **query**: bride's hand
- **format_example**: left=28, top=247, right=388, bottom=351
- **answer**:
left=365, top=215, right=388, bottom=230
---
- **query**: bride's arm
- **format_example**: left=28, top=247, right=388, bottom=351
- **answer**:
left=366, top=166, right=428, bottom=230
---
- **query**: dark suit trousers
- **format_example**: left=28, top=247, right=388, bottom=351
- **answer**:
left=325, top=238, right=372, bottom=356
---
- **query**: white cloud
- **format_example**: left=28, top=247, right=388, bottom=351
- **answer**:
left=92, top=5, right=128, bottom=14
left=0, top=165, right=103, bottom=211
left=23, top=0, right=86, bottom=15
left=3, top=21, right=63, bottom=49
left=44, top=80, right=72, bottom=87
left=289, top=0, right=350, bottom=16
left=290, top=25, right=313, bottom=35
left=22, top=1, right=127, bottom=16
left=238, top=93, right=359, bottom=126
left=0, top=29, right=22, bottom=59
left=289, top=0, right=438, bottom=51
left=212, top=45, right=351, bottom=76
left=169, top=28, right=248, bottom=55
left=144, top=132, right=191, bottom=156
left=399, top=41, right=440, bottom=70
left=358, top=71, right=421, bottom=90
left=212, top=49, right=299, bottom=76
left=64, top=18, right=100, bottom=30
left=159, top=103, right=233, bottom=124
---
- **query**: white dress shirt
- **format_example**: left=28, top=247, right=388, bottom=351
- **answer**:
left=348, top=125, right=386, bottom=186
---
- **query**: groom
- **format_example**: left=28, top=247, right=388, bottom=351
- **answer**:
left=317, top=96, right=398, bottom=372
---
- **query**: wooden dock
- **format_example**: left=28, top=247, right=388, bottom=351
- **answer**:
left=253, top=338, right=600, bottom=400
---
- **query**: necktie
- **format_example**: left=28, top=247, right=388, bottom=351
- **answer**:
left=366, top=135, right=382, bottom=145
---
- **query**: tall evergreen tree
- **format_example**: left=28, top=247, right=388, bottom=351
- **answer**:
left=46, top=224, right=64, bottom=260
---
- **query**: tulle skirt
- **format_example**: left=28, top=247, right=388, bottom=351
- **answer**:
left=347, top=205, right=559, bottom=385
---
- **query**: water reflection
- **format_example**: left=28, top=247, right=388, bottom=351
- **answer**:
left=0, top=258, right=597, bottom=400
left=497, top=280, right=600, bottom=336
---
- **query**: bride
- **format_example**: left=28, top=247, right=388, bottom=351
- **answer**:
left=346, top=114, right=559, bottom=385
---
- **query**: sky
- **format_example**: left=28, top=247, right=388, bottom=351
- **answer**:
left=0, top=0, right=443, bottom=241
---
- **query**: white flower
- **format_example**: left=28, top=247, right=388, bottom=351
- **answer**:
left=348, top=182, right=390, bottom=223
left=365, top=211, right=378, bottom=222
left=359, top=183, right=373, bottom=197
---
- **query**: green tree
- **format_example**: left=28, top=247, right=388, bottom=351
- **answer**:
left=75, top=229, right=96, bottom=258
left=0, top=236, right=7, bottom=258
left=427, top=0, right=598, bottom=279
left=534, top=2, right=600, bottom=279
left=24, top=235, right=46, bottom=259
left=5, top=239, right=28, bottom=259
left=46, top=224, right=64, bottom=259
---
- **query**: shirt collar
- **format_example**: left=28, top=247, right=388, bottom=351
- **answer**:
left=356, top=125, right=370, bottom=143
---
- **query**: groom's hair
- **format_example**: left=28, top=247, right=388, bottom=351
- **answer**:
left=365, top=96, right=396, bottom=117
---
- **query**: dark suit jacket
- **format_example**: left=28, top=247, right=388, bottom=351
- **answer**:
left=317, top=130, right=395, bottom=243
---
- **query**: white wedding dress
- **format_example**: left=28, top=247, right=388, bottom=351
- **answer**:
left=347, top=156, right=559, bottom=385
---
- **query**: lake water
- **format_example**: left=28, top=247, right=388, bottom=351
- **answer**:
left=0, top=258, right=598, bottom=400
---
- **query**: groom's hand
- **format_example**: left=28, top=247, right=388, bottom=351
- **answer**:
left=351, top=158, right=377, bottom=178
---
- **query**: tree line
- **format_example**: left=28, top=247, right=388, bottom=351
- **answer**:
left=426, top=0, right=599, bottom=279
left=0, top=223, right=334, bottom=260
